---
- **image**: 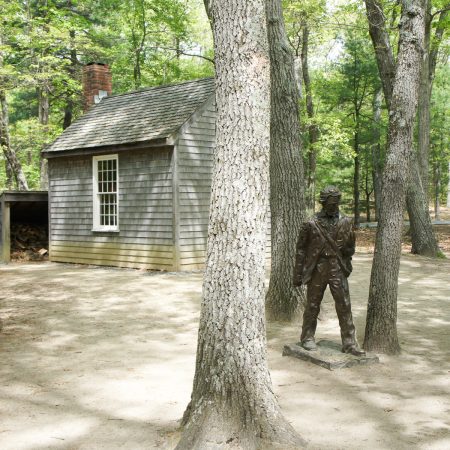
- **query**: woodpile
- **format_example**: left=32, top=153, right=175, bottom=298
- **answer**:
left=11, top=223, right=48, bottom=261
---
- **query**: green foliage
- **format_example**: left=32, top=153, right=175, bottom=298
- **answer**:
left=0, top=0, right=447, bottom=206
left=430, top=64, right=450, bottom=203
left=0, top=0, right=213, bottom=191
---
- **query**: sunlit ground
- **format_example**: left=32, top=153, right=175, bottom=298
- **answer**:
left=0, top=253, right=449, bottom=449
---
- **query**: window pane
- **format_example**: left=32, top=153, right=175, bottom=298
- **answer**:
left=96, top=157, right=118, bottom=228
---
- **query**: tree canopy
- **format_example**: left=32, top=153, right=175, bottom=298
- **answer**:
left=0, top=0, right=448, bottom=216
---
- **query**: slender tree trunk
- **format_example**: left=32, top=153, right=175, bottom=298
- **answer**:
left=294, top=56, right=303, bottom=99
left=364, top=0, right=425, bottom=355
left=406, top=151, right=440, bottom=256
left=176, top=1, right=305, bottom=448
left=0, top=91, right=29, bottom=191
left=371, top=88, right=383, bottom=221
left=404, top=164, right=439, bottom=255
left=63, top=29, right=77, bottom=130
left=447, top=162, right=450, bottom=208
left=353, top=126, right=361, bottom=227
left=265, top=0, right=307, bottom=322
left=364, top=0, right=439, bottom=257
left=364, top=156, right=372, bottom=222
left=417, top=3, right=449, bottom=201
left=364, top=0, right=396, bottom=106
left=417, top=2, right=432, bottom=196
left=0, top=34, right=28, bottom=191
left=301, top=25, right=319, bottom=213
left=434, top=163, right=441, bottom=220
left=63, top=101, right=73, bottom=130
left=38, top=84, right=50, bottom=189
left=5, top=158, right=13, bottom=190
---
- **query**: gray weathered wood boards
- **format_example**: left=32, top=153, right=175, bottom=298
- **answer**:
left=45, top=78, right=271, bottom=271
left=46, top=79, right=216, bottom=271
left=1, top=199, right=10, bottom=263
left=49, top=148, right=176, bottom=270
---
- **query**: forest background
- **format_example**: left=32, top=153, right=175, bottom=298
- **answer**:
left=0, top=0, right=448, bottom=221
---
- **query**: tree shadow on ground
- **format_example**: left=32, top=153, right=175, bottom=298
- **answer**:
left=0, top=262, right=202, bottom=449
left=1, top=254, right=449, bottom=449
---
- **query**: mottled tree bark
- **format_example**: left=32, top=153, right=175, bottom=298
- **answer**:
left=0, top=34, right=28, bottom=191
left=406, top=151, right=440, bottom=256
left=364, top=0, right=425, bottom=354
left=364, top=161, right=373, bottom=222
left=176, top=0, right=306, bottom=448
left=5, top=158, right=13, bottom=190
left=0, top=91, right=29, bottom=191
left=417, top=3, right=448, bottom=197
left=63, top=29, right=77, bottom=130
left=38, top=83, right=50, bottom=190
left=301, top=26, right=319, bottom=213
left=417, top=2, right=432, bottom=195
left=364, top=0, right=396, bottom=107
left=265, top=0, right=307, bottom=322
left=353, top=123, right=361, bottom=227
left=364, top=0, right=439, bottom=257
left=434, top=163, right=441, bottom=220
left=371, top=88, right=383, bottom=221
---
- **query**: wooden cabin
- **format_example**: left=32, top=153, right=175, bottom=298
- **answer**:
left=43, top=75, right=216, bottom=271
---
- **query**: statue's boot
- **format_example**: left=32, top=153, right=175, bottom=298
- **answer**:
left=301, top=339, right=317, bottom=351
left=342, top=345, right=366, bottom=357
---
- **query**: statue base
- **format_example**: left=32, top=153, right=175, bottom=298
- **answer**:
left=283, top=339, right=379, bottom=370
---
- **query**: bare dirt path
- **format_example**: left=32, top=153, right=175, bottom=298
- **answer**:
left=1, top=253, right=449, bottom=449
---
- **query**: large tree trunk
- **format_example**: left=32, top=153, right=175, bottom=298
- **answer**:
left=301, top=26, right=319, bottom=213
left=0, top=91, right=29, bottom=191
left=364, top=0, right=439, bottom=258
left=364, top=0, right=425, bottom=355
left=406, top=152, right=440, bottom=256
left=371, top=88, right=383, bottom=221
left=265, top=0, right=307, bottom=322
left=176, top=1, right=305, bottom=448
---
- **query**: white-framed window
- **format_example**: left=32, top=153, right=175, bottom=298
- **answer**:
left=93, top=154, right=119, bottom=231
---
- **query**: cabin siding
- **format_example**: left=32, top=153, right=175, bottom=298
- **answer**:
left=47, top=87, right=272, bottom=272
left=174, top=98, right=216, bottom=270
left=48, top=147, right=175, bottom=270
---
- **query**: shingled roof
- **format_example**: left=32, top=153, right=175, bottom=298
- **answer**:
left=45, top=77, right=215, bottom=154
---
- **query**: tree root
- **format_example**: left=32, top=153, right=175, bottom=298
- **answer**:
left=176, top=400, right=307, bottom=450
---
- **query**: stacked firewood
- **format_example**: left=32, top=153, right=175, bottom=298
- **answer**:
left=10, top=223, right=48, bottom=261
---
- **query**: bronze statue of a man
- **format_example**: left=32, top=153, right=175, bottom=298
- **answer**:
left=293, top=186, right=365, bottom=356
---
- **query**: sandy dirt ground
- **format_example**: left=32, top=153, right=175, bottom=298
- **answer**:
left=1, top=252, right=449, bottom=450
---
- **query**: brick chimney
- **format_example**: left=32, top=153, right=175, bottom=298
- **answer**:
left=82, top=63, right=112, bottom=111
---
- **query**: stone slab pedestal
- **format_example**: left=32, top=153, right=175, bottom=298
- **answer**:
left=283, top=340, right=379, bottom=370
